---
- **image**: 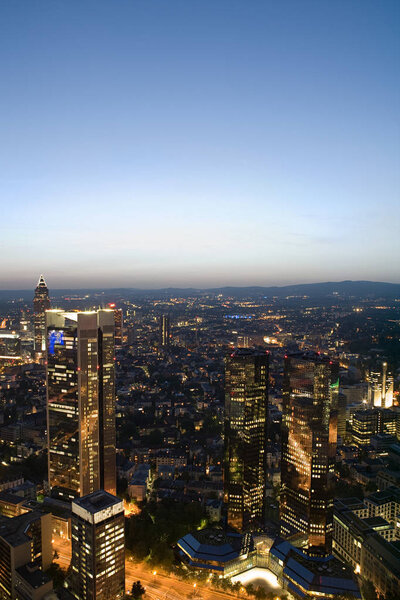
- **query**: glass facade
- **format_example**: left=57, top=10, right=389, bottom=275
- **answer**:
left=280, top=352, right=338, bottom=555
left=46, top=310, right=116, bottom=500
left=224, top=349, right=269, bottom=532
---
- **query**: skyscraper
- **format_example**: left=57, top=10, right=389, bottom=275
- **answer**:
left=46, top=309, right=116, bottom=501
left=33, top=275, right=50, bottom=359
left=224, top=349, right=268, bottom=532
left=107, top=304, right=123, bottom=349
left=368, top=362, right=394, bottom=408
left=280, top=352, right=338, bottom=555
left=70, top=490, right=125, bottom=600
left=114, top=308, right=123, bottom=349
left=159, top=314, right=170, bottom=347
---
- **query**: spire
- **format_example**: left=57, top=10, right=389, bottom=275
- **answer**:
left=37, top=274, right=47, bottom=288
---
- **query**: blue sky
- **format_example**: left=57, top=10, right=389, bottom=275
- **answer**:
left=0, top=0, right=399, bottom=288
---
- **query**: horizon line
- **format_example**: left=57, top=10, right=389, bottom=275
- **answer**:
left=1, top=279, right=400, bottom=293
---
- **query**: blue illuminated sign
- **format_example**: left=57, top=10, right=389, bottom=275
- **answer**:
left=48, top=330, right=65, bottom=355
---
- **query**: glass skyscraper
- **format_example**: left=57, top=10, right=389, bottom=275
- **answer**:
left=46, top=309, right=116, bottom=501
left=280, top=352, right=338, bottom=555
left=224, top=349, right=268, bottom=532
left=33, top=274, right=50, bottom=359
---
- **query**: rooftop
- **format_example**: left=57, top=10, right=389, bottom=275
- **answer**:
left=177, top=528, right=248, bottom=566
left=16, top=563, right=51, bottom=589
left=72, top=489, right=122, bottom=514
left=0, top=510, right=45, bottom=548
left=0, top=491, right=26, bottom=505
left=365, top=486, right=400, bottom=505
left=270, top=538, right=361, bottom=598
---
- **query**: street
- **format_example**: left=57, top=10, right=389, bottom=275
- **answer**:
left=53, top=536, right=247, bottom=600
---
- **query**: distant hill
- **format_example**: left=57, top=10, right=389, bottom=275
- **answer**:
left=0, top=280, right=399, bottom=301
left=205, top=280, right=400, bottom=298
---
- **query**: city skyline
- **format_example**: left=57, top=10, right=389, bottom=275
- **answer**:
left=0, top=2, right=398, bottom=598
left=1, top=1, right=399, bottom=288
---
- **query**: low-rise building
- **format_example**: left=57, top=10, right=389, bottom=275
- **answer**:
left=205, top=499, right=222, bottom=523
left=364, top=486, right=400, bottom=526
left=128, top=464, right=151, bottom=501
left=376, top=469, right=400, bottom=491
left=15, top=563, right=53, bottom=600
left=0, top=510, right=52, bottom=599
left=0, top=492, right=29, bottom=518
left=333, top=495, right=400, bottom=598
left=177, top=528, right=255, bottom=577
left=269, top=538, right=361, bottom=599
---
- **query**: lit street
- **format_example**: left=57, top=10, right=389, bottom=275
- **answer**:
left=53, top=536, right=250, bottom=599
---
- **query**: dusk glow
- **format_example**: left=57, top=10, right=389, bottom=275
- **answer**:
left=1, top=1, right=399, bottom=288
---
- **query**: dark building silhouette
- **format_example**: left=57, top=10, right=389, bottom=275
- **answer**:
left=114, top=308, right=123, bottom=348
left=280, top=352, right=338, bottom=555
left=70, top=490, right=125, bottom=600
left=107, top=304, right=123, bottom=348
left=46, top=310, right=116, bottom=501
left=224, top=349, right=268, bottom=532
left=33, top=275, right=50, bottom=359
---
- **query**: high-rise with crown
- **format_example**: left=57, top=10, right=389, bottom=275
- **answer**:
left=280, top=352, right=338, bottom=555
left=33, top=275, right=50, bottom=359
left=46, top=309, right=116, bottom=501
left=224, top=349, right=268, bottom=532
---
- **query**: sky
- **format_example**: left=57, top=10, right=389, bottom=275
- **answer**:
left=0, top=0, right=399, bottom=289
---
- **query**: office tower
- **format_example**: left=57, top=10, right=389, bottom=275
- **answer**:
left=368, top=362, right=394, bottom=408
left=46, top=309, right=116, bottom=501
left=107, top=304, right=123, bottom=348
left=0, top=331, right=21, bottom=365
left=224, top=349, right=268, bottom=532
left=351, top=408, right=378, bottom=447
left=70, top=490, right=125, bottom=600
left=159, top=314, right=170, bottom=347
left=352, top=407, right=398, bottom=446
left=280, top=352, right=338, bottom=555
left=33, top=275, right=50, bottom=359
left=237, top=335, right=250, bottom=348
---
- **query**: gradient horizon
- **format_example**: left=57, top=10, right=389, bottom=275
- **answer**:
left=1, top=1, right=399, bottom=289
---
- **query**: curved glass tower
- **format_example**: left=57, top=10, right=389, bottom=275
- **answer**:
left=280, top=352, right=338, bottom=556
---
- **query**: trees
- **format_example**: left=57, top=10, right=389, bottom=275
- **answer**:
left=45, top=563, right=67, bottom=589
left=245, top=584, right=255, bottom=596
left=125, top=499, right=207, bottom=570
left=131, top=580, right=146, bottom=599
